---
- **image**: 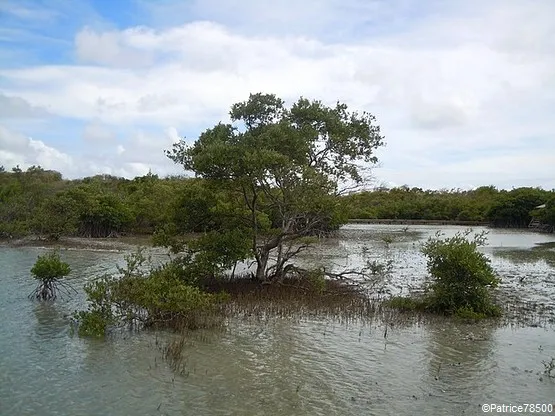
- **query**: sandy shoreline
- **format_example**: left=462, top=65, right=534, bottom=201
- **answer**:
left=0, top=235, right=154, bottom=252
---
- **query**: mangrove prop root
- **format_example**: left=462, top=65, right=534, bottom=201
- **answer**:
left=28, top=279, right=77, bottom=301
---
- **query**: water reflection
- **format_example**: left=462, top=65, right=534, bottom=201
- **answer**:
left=32, top=302, right=69, bottom=340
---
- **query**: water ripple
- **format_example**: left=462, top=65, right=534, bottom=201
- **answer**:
left=1, top=227, right=555, bottom=415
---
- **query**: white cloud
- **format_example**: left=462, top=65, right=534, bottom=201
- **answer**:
left=28, top=137, right=73, bottom=168
left=82, top=120, right=116, bottom=142
left=1, top=3, right=550, bottom=128
left=0, top=124, right=183, bottom=179
left=0, top=124, right=73, bottom=171
left=136, top=0, right=423, bottom=40
left=377, top=151, right=555, bottom=190
left=165, top=126, right=181, bottom=144
left=409, top=96, right=471, bottom=130
left=0, top=0, right=553, bottom=187
left=0, top=1, right=59, bottom=20
left=75, top=27, right=153, bottom=67
left=115, top=128, right=182, bottom=164
left=78, top=126, right=184, bottom=178
left=0, top=93, right=51, bottom=119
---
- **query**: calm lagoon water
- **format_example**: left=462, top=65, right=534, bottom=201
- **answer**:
left=1, top=225, right=554, bottom=416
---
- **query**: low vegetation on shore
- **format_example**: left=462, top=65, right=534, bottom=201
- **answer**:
left=71, top=230, right=505, bottom=338
left=73, top=248, right=382, bottom=337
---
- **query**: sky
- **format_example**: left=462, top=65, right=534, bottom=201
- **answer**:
left=0, top=0, right=554, bottom=190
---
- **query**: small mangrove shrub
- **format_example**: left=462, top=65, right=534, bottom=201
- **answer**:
left=29, top=251, right=73, bottom=301
left=74, top=249, right=227, bottom=337
left=306, top=267, right=327, bottom=295
left=386, top=230, right=501, bottom=318
left=380, top=233, right=396, bottom=248
left=367, top=260, right=386, bottom=276
left=366, top=259, right=394, bottom=278
left=422, top=230, right=501, bottom=317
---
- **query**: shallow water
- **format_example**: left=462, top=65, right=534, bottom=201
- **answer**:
left=1, top=225, right=554, bottom=415
left=299, top=225, right=555, bottom=322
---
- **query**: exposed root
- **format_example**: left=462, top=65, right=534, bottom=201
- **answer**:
left=28, top=279, right=78, bottom=301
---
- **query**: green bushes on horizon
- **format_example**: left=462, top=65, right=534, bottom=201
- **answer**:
left=341, top=185, right=553, bottom=228
left=1, top=165, right=554, bottom=243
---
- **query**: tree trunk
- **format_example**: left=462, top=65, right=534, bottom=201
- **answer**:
left=255, top=249, right=270, bottom=282
left=274, top=242, right=284, bottom=280
left=231, top=261, right=237, bottom=279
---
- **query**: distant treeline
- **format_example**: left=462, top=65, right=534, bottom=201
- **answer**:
left=1, top=165, right=554, bottom=240
left=0, top=165, right=191, bottom=239
left=341, top=185, right=555, bottom=229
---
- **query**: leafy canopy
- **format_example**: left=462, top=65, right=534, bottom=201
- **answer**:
left=166, top=93, right=385, bottom=281
left=168, top=93, right=384, bottom=185
left=31, top=252, right=71, bottom=282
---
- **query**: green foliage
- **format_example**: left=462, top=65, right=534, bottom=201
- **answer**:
left=306, top=268, right=327, bottom=295
left=0, top=166, right=64, bottom=238
left=421, top=231, right=501, bottom=317
left=70, top=189, right=134, bottom=237
left=74, top=308, right=114, bottom=338
left=74, top=249, right=226, bottom=337
left=386, top=231, right=502, bottom=318
left=453, top=306, right=492, bottom=320
left=342, top=186, right=494, bottom=221
left=342, top=186, right=554, bottom=228
left=30, top=193, right=79, bottom=240
left=486, top=187, right=545, bottom=228
left=31, top=252, right=71, bottom=281
left=152, top=223, right=188, bottom=254
left=171, top=179, right=224, bottom=233
left=0, top=167, right=194, bottom=239
left=535, top=196, right=555, bottom=228
left=29, top=252, right=72, bottom=301
left=188, top=229, right=252, bottom=274
left=0, top=221, right=29, bottom=239
left=385, top=296, right=426, bottom=312
left=126, top=172, right=176, bottom=233
left=1, top=161, right=552, bottom=245
left=166, top=93, right=385, bottom=281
